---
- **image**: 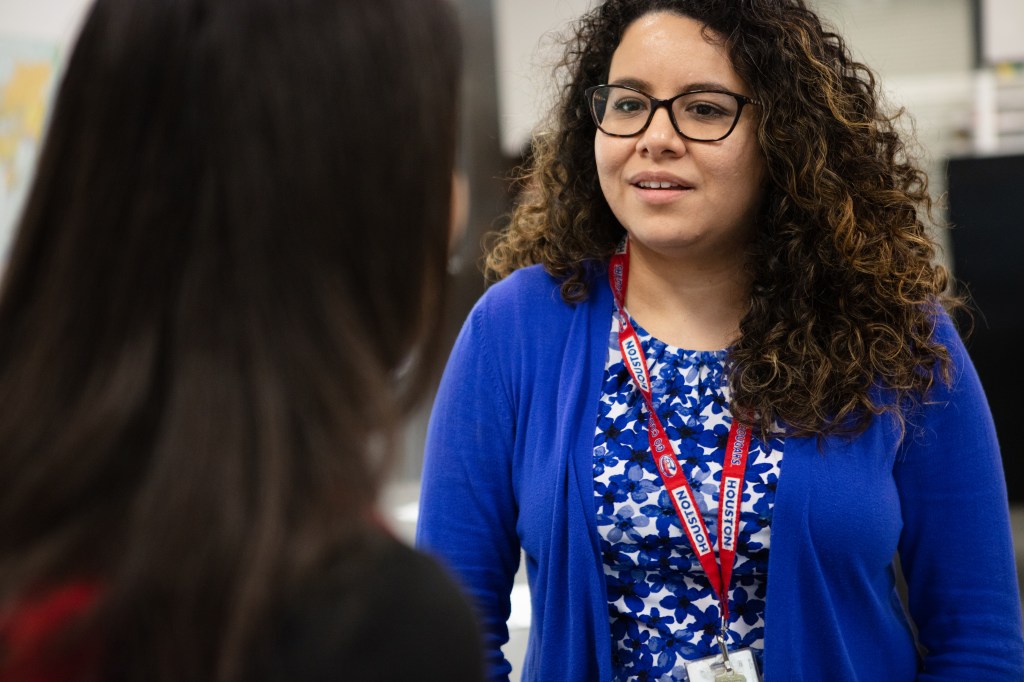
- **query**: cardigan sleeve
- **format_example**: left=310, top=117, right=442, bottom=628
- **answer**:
left=893, top=314, right=1024, bottom=679
left=416, top=297, right=521, bottom=682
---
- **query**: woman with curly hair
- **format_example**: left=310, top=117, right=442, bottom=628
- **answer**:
left=418, top=0, right=1024, bottom=680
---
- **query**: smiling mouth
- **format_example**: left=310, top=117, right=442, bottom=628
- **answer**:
left=635, top=180, right=688, bottom=190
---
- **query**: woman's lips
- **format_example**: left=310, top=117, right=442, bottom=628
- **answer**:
left=635, top=180, right=685, bottom=189
left=631, top=179, right=693, bottom=204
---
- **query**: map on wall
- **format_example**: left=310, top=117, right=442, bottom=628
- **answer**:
left=0, top=36, right=59, bottom=263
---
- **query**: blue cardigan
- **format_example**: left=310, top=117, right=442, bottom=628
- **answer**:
left=417, top=264, right=1024, bottom=681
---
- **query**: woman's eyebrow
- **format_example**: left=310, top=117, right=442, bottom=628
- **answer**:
left=679, top=81, right=733, bottom=93
left=607, top=76, right=735, bottom=93
left=608, top=76, right=652, bottom=90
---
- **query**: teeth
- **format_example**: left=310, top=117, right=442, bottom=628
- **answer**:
left=638, top=180, right=681, bottom=189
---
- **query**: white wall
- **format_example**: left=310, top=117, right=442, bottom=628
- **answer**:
left=814, top=0, right=973, bottom=75
left=983, top=0, right=1024, bottom=64
left=0, top=0, right=92, bottom=43
left=493, top=0, right=596, bottom=156
left=0, top=0, right=92, bottom=254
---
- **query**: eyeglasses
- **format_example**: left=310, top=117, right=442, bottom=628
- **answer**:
left=585, top=84, right=759, bottom=141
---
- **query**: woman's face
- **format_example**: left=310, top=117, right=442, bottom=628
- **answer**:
left=595, top=12, right=766, bottom=264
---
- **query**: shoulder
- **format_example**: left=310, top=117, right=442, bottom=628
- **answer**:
left=920, top=304, right=978, bottom=400
left=254, top=534, right=484, bottom=682
left=896, top=304, right=997, bottom=455
left=470, top=262, right=608, bottom=330
left=927, top=306, right=969, bottom=372
left=475, top=264, right=569, bottom=318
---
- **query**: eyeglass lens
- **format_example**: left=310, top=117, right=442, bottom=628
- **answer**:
left=590, top=86, right=742, bottom=140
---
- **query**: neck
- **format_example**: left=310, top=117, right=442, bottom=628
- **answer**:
left=623, top=241, right=751, bottom=351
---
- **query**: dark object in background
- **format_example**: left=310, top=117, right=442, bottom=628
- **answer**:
left=947, top=152, right=1024, bottom=501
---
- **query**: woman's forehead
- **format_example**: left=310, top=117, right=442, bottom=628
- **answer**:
left=607, top=12, right=743, bottom=94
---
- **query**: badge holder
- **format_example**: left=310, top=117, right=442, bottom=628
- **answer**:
left=684, top=633, right=762, bottom=682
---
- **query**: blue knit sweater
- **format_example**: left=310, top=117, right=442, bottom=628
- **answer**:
left=417, top=264, right=1024, bottom=681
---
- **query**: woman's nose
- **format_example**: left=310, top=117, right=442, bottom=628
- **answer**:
left=636, top=105, right=687, bottom=157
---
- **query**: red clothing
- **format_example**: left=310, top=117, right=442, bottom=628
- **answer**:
left=0, top=583, right=99, bottom=682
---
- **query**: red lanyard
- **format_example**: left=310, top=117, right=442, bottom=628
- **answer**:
left=608, top=238, right=752, bottom=623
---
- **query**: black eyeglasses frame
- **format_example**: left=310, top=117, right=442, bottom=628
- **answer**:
left=585, top=84, right=760, bottom=142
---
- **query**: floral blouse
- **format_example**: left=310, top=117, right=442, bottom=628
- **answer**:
left=593, top=316, right=784, bottom=681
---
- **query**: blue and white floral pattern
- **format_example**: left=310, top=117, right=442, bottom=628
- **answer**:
left=593, top=316, right=784, bottom=681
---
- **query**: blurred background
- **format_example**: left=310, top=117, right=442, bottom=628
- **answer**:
left=1, top=1, right=1021, bottom=679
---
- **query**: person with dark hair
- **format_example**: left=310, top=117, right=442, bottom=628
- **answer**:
left=0, top=0, right=484, bottom=680
left=417, top=0, right=1024, bottom=680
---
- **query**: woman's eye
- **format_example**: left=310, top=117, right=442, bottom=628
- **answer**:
left=611, top=98, right=648, bottom=115
left=686, top=102, right=728, bottom=119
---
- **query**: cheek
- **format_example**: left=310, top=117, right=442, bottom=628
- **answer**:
left=716, top=145, right=767, bottom=200
left=594, top=133, right=624, bottom=192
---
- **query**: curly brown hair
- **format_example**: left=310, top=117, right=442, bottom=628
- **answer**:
left=485, top=0, right=957, bottom=438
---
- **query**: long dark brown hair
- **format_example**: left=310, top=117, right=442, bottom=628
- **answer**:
left=486, top=0, right=955, bottom=438
left=0, top=0, right=461, bottom=678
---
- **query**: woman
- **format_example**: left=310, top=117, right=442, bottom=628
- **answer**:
left=0, top=0, right=483, bottom=680
left=417, top=0, right=1024, bottom=680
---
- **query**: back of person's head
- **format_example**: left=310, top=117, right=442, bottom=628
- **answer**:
left=0, top=0, right=461, bottom=678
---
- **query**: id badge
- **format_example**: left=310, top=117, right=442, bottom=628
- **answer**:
left=683, top=647, right=761, bottom=682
